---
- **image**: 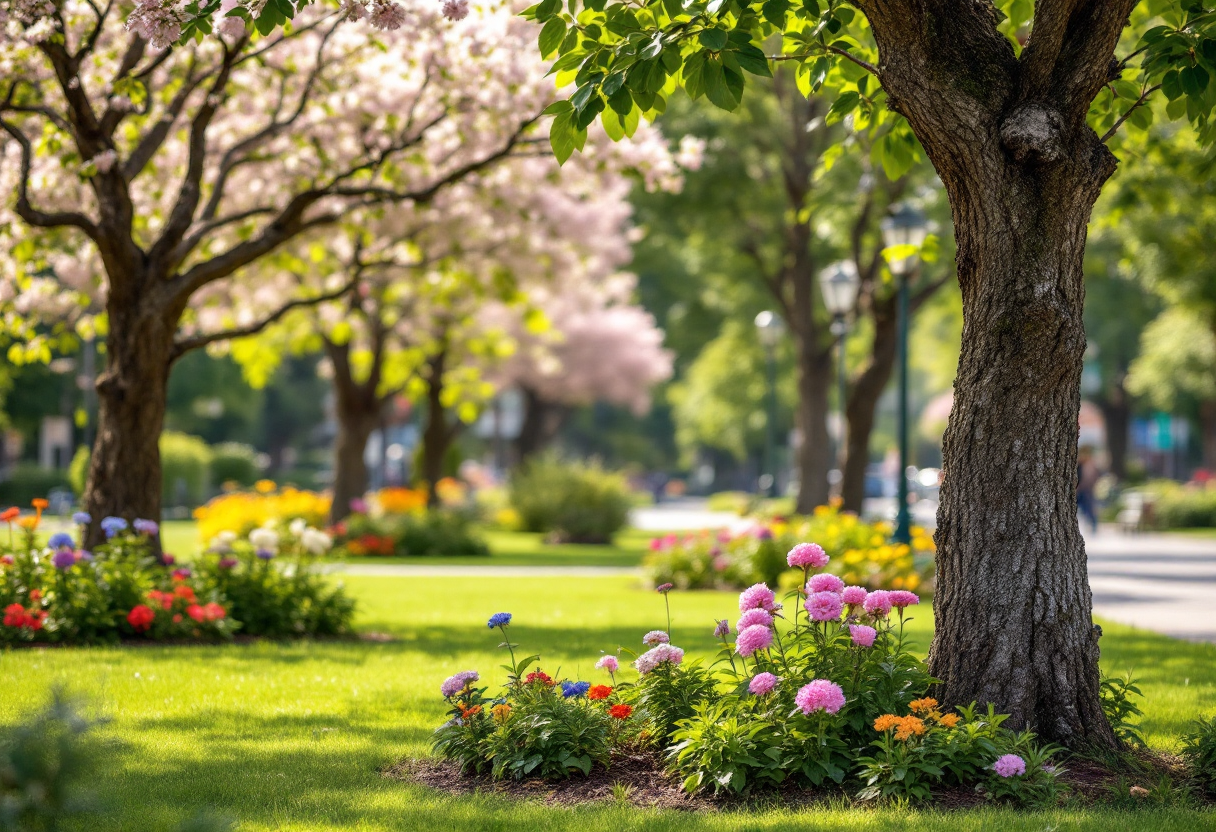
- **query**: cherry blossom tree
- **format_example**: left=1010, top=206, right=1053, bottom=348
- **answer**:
left=0, top=0, right=547, bottom=545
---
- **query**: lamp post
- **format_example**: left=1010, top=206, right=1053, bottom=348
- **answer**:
left=755, top=310, right=785, bottom=498
left=881, top=203, right=929, bottom=545
left=818, top=261, right=861, bottom=482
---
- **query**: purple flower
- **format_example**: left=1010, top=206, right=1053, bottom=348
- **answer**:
left=713, top=619, right=730, bottom=639
left=133, top=518, right=159, bottom=536
left=795, top=679, right=846, bottom=714
left=889, top=590, right=920, bottom=609
left=642, top=630, right=670, bottom=646
left=807, top=573, right=845, bottom=595
left=51, top=549, right=77, bottom=570
left=78, top=550, right=93, bottom=562
left=655, top=582, right=674, bottom=594
left=993, top=754, right=1026, bottom=778
left=48, top=532, right=74, bottom=550
left=633, top=643, right=684, bottom=674
left=161, top=553, right=176, bottom=566
left=749, top=672, right=778, bottom=696
left=864, top=590, right=893, bottom=618
left=256, top=548, right=275, bottom=560
left=736, top=608, right=773, bottom=632
left=735, top=624, right=773, bottom=657
left=349, top=498, right=369, bottom=514
left=738, top=583, right=777, bottom=612
left=595, top=655, right=619, bottom=673
left=849, top=624, right=877, bottom=647
left=440, top=670, right=479, bottom=698
left=841, top=586, right=868, bottom=606
left=218, top=557, right=238, bottom=569
left=100, top=516, right=128, bottom=538
left=755, top=527, right=774, bottom=540
left=172, top=567, right=192, bottom=580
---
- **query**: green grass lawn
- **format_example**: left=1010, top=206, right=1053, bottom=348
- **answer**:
left=3, top=576, right=1216, bottom=831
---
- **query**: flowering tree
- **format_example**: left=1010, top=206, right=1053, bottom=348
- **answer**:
left=494, top=272, right=673, bottom=460
left=0, top=0, right=545, bottom=545
left=523, top=0, right=1216, bottom=749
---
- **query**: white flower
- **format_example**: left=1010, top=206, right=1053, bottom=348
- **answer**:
left=301, top=528, right=332, bottom=555
left=289, top=518, right=307, bottom=537
left=91, top=149, right=118, bottom=174
left=249, top=527, right=279, bottom=552
left=675, top=135, right=706, bottom=171
left=217, top=15, right=245, bottom=39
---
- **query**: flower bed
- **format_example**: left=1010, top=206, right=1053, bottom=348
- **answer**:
left=1, top=502, right=353, bottom=645
left=429, top=541, right=1059, bottom=805
left=331, top=487, right=489, bottom=557
left=644, top=504, right=935, bottom=593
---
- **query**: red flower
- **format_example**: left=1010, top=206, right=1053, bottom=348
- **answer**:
left=173, top=584, right=196, bottom=602
left=457, top=704, right=482, bottom=719
left=127, top=604, right=155, bottom=633
left=525, top=670, right=555, bottom=687
left=588, top=685, right=613, bottom=701
left=3, top=603, right=25, bottom=627
left=28, top=610, right=46, bottom=631
left=202, top=602, right=226, bottom=622
left=186, top=604, right=205, bottom=622
left=0, top=507, right=18, bottom=522
left=609, top=704, right=633, bottom=720
left=148, top=590, right=173, bottom=610
left=172, top=614, right=183, bottom=624
left=0, top=555, right=13, bottom=566
left=28, top=589, right=41, bottom=602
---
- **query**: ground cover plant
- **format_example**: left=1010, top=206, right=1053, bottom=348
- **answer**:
left=0, top=501, right=352, bottom=644
left=2, top=574, right=1216, bottom=831
left=509, top=457, right=634, bottom=544
left=645, top=505, right=936, bottom=593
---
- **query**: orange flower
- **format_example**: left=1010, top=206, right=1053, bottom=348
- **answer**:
left=609, top=704, right=633, bottom=720
left=0, top=507, right=19, bottom=522
left=16, top=516, right=39, bottom=530
left=909, top=697, right=938, bottom=715
left=894, top=716, right=926, bottom=741
left=458, top=704, right=482, bottom=719
left=588, top=685, right=613, bottom=701
left=873, top=714, right=900, bottom=732
left=937, top=713, right=960, bottom=728
left=491, top=704, right=512, bottom=723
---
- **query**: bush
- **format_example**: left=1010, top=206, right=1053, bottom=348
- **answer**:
left=431, top=557, right=1060, bottom=804
left=209, top=443, right=259, bottom=489
left=193, top=485, right=331, bottom=541
left=645, top=504, right=935, bottom=593
left=0, top=465, right=71, bottom=506
left=508, top=457, right=632, bottom=544
left=1181, top=715, right=1216, bottom=796
left=334, top=508, right=489, bottom=557
left=1151, top=484, right=1216, bottom=529
left=0, top=503, right=353, bottom=644
left=161, top=432, right=213, bottom=508
left=1100, top=673, right=1146, bottom=748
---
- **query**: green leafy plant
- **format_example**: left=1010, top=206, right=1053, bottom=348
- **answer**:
left=1181, top=714, right=1216, bottom=795
left=666, top=699, right=783, bottom=794
left=484, top=686, right=613, bottom=780
left=1101, top=673, right=1147, bottom=747
left=508, top=456, right=632, bottom=544
left=633, top=660, right=720, bottom=743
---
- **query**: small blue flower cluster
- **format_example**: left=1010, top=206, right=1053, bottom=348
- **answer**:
left=487, top=612, right=512, bottom=629
left=561, top=680, right=590, bottom=699
left=100, top=516, right=128, bottom=538
left=47, top=532, right=74, bottom=550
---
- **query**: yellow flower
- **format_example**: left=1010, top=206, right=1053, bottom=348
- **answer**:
left=937, top=713, right=960, bottom=728
left=909, top=698, right=938, bottom=715
left=255, top=479, right=277, bottom=494
left=491, top=703, right=512, bottom=724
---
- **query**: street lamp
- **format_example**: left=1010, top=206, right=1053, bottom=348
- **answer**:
left=818, top=261, right=860, bottom=480
left=755, top=310, right=785, bottom=498
left=881, top=203, right=929, bottom=545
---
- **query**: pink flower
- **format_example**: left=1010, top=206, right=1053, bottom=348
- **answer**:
left=338, top=0, right=367, bottom=20
left=440, top=0, right=468, bottom=20
left=735, top=608, right=773, bottom=632
left=805, top=591, right=844, bottom=622
left=889, top=590, right=920, bottom=609
left=841, top=586, right=868, bottom=606
left=369, top=0, right=406, bottom=29
left=642, top=630, right=670, bottom=646
left=849, top=624, right=877, bottom=647
left=738, top=582, right=776, bottom=612
left=807, top=573, right=845, bottom=595
left=787, top=542, right=829, bottom=568
left=595, top=655, right=619, bottom=673
left=217, top=15, right=245, bottom=38
left=863, top=590, right=893, bottom=618
left=993, top=754, right=1026, bottom=778
left=634, top=643, right=684, bottom=675
left=735, top=624, right=773, bottom=657
left=712, top=554, right=731, bottom=572
left=749, top=672, right=778, bottom=696
left=648, top=538, right=663, bottom=551
left=125, top=0, right=185, bottom=49
left=795, top=679, right=846, bottom=715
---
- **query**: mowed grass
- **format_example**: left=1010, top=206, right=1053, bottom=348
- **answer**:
left=3, top=576, right=1216, bottom=831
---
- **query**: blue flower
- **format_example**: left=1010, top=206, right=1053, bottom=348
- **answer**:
left=47, top=532, right=74, bottom=550
left=487, top=612, right=512, bottom=629
left=51, top=549, right=77, bottom=570
left=561, top=681, right=590, bottom=699
left=133, top=518, right=159, bottom=536
left=100, top=516, right=128, bottom=538
left=71, top=512, right=91, bottom=525
left=255, top=548, right=275, bottom=560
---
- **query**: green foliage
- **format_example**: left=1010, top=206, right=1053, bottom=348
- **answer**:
left=1181, top=714, right=1216, bottom=795
left=1127, top=306, right=1216, bottom=413
left=666, top=699, right=784, bottom=794
left=160, top=432, right=213, bottom=508
left=335, top=510, right=490, bottom=557
left=1133, top=481, right=1216, bottom=528
left=484, top=687, right=614, bottom=780
left=208, top=443, right=259, bottom=489
left=1100, top=673, right=1147, bottom=748
left=508, top=456, right=632, bottom=543
left=634, top=659, right=720, bottom=742
left=0, top=466, right=70, bottom=507
left=67, top=447, right=89, bottom=498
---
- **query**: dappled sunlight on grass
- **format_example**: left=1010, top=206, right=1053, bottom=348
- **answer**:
left=2, top=575, right=1216, bottom=830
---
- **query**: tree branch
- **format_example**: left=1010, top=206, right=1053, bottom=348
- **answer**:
left=1100, top=84, right=1161, bottom=143
left=769, top=45, right=878, bottom=76
left=0, top=117, right=99, bottom=238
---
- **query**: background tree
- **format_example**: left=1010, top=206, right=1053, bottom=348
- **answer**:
left=0, top=0, right=545, bottom=545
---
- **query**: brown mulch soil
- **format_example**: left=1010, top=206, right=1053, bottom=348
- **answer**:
left=386, top=748, right=1206, bottom=811
left=3, top=631, right=397, bottom=650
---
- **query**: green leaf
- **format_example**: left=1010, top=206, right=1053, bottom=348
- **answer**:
left=538, top=17, right=566, bottom=58
left=541, top=99, right=573, bottom=115
left=704, top=60, right=739, bottom=111
left=761, top=0, right=788, bottom=25
left=699, top=28, right=728, bottom=51
left=571, top=82, right=597, bottom=111
left=535, top=0, right=560, bottom=20
left=734, top=43, right=772, bottom=77
left=641, top=32, right=664, bottom=60
left=550, top=110, right=577, bottom=163
left=607, top=85, right=633, bottom=114
left=825, top=90, right=860, bottom=124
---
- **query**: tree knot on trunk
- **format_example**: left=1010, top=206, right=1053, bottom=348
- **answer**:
left=999, top=103, right=1065, bottom=166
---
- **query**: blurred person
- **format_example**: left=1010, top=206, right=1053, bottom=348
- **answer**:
left=1077, top=446, right=1101, bottom=534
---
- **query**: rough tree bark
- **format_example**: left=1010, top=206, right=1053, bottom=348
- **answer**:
left=858, top=0, right=1137, bottom=747
left=1201, top=400, right=1216, bottom=472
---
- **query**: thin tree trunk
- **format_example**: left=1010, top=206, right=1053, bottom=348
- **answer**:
left=1097, top=374, right=1131, bottom=481
left=514, top=385, right=567, bottom=462
left=1200, top=401, right=1216, bottom=473
left=793, top=339, right=832, bottom=513
left=83, top=310, right=173, bottom=553
left=420, top=350, right=453, bottom=508
left=841, top=295, right=899, bottom=513
left=325, top=340, right=384, bottom=524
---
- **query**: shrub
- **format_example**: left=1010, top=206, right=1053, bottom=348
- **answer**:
left=161, top=432, right=213, bottom=508
left=69, top=446, right=91, bottom=496
left=209, top=443, right=260, bottom=489
left=1152, top=485, right=1216, bottom=529
left=1181, top=715, right=1216, bottom=796
left=645, top=504, right=935, bottom=593
left=508, top=456, right=632, bottom=544
left=334, top=509, right=488, bottom=557
left=667, top=699, right=784, bottom=794
left=0, top=465, right=71, bottom=506
left=0, top=502, right=352, bottom=644
left=1100, top=673, right=1146, bottom=748
left=193, top=485, right=331, bottom=541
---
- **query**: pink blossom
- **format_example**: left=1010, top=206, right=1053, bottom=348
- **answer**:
left=993, top=754, right=1026, bottom=777
left=648, top=538, right=663, bottom=551
left=841, top=586, right=868, bottom=606
left=595, top=655, right=619, bottom=673
left=634, top=643, right=684, bottom=675
left=368, top=0, right=406, bottom=30
left=440, top=0, right=468, bottom=20
left=749, top=672, right=778, bottom=696
left=217, top=15, right=245, bottom=39
left=849, top=624, right=877, bottom=647
left=863, top=590, right=893, bottom=618
left=125, top=0, right=185, bottom=49
left=712, top=554, right=731, bottom=572
left=738, top=582, right=776, bottom=612
left=805, top=591, right=844, bottom=622
left=795, top=679, right=846, bottom=715
left=440, top=670, right=479, bottom=698
left=889, top=590, right=920, bottom=609
left=337, top=0, right=367, bottom=20
left=91, top=150, right=118, bottom=174
left=642, top=629, right=669, bottom=646
left=735, top=624, right=773, bottom=657
left=787, top=542, right=829, bottom=569
left=807, top=573, right=845, bottom=595
left=736, top=608, right=773, bottom=631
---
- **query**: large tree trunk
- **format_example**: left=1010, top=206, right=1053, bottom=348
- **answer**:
left=841, top=295, right=898, bottom=513
left=515, top=385, right=568, bottom=462
left=325, top=341, right=384, bottom=524
left=83, top=309, right=173, bottom=553
left=793, top=339, right=833, bottom=513
left=1097, top=374, right=1130, bottom=481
